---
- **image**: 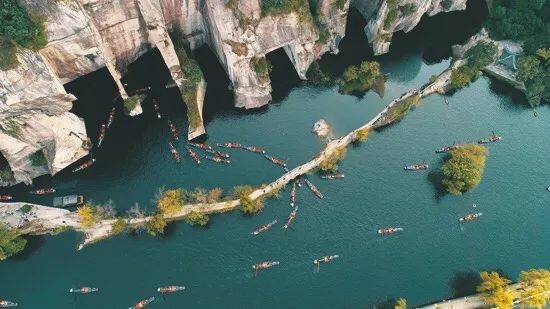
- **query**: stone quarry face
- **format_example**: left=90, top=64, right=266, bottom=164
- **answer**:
left=0, top=0, right=469, bottom=186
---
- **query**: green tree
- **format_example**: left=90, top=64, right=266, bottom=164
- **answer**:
left=111, top=217, right=128, bottom=235
left=394, top=298, right=407, bottom=309
left=185, top=211, right=210, bottom=226
left=157, top=188, right=184, bottom=215
left=517, top=56, right=542, bottom=82
left=519, top=269, right=550, bottom=309
left=234, top=186, right=264, bottom=214
left=441, top=144, right=488, bottom=195
left=477, top=271, right=515, bottom=309
left=339, top=61, right=384, bottom=95
left=76, top=204, right=98, bottom=228
left=0, top=0, right=47, bottom=50
left=146, top=214, right=167, bottom=236
left=0, top=223, right=26, bottom=261
left=319, top=146, right=347, bottom=172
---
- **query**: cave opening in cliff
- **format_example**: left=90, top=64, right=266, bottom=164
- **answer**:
left=385, top=0, right=489, bottom=63
left=265, top=47, right=301, bottom=103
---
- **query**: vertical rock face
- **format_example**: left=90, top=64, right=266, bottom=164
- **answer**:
left=0, top=50, right=90, bottom=186
left=359, top=0, right=468, bottom=55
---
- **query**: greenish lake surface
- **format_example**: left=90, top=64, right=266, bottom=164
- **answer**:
left=1, top=4, right=549, bottom=308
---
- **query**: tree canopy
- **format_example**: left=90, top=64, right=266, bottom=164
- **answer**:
left=339, top=61, right=385, bottom=95
left=394, top=298, right=407, bottom=309
left=234, top=185, right=264, bottom=214
left=0, top=223, right=26, bottom=261
left=146, top=214, right=167, bottom=236
left=477, top=271, right=515, bottom=309
left=0, top=0, right=47, bottom=50
left=76, top=204, right=98, bottom=228
left=519, top=269, right=550, bottom=309
left=441, top=144, right=488, bottom=195
left=157, top=188, right=184, bottom=215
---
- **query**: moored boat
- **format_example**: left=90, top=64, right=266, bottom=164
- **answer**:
left=205, top=148, right=230, bottom=158
left=130, top=297, right=155, bottom=309
left=264, top=154, right=286, bottom=167
left=53, top=195, right=85, bottom=208
left=167, top=120, right=179, bottom=141
left=157, top=286, right=185, bottom=293
left=216, top=142, right=241, bottom=149
left=242, top=145, right=265, bottom=154
left=168, top=142, right=181, bottom=163
left=188, top=142, right=212, bottom=151
left=304, top=178, right=323, bottom=199
left=0, top=195, right=13, bottom=201
left=206, top=156, right=230, bottom=164
left=290, top=182, right=297, bottom=206
left=72, top=159, right=96, bottom=173
left=251, top=220, right=278, bottom=235
left=187, top=147, right=201, bottom=165
left=459, top=212, right=482, bottom=223
left=106, top=107, right=116, bottom=128
left=283, top=206, right=299, bottom=229
left=97, top=124, right=106, bottom=147
left=313, top=255, right=339, bottom=265
left=0, top=300, right=17, bottom=307
left=404, top=163, right=429, bottom=171
left=435, top=144, right=459, bottom=154
left=252, top=261, right=279, bottom=274
left=29, top=188, right=56, bottom=195
left=478, top=132, right=501, bottom=144
left=378, top=227, right=404, bottom=235
left=320, top=174, right=345, bottom=180
left=69, top=287, right=98, bottom=294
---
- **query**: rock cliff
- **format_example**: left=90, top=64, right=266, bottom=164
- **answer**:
left=0, top=0, right=473, bottom=186
left=361, top=0, right=468, bottom=55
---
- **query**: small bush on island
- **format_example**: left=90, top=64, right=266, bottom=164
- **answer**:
left=111, top=217, right=128, bottom=235
left=339, top=61, right=385, bottom=95
left=319, top=146, right=347, bottom=173
left=389, top=94, right=420, bottom=123
left=29, top=150, right=47, bottom=167
left=0, top=223, right=26, bottom=261
left=19, top=204, right=32, bottom=214
left=157, top=188, right=184, bottom=215
left=384, top=0, right=398, bottom=30
left=450, top=42, right=498, bottom=90
left=146, top=213, right=167, bottom=236
left=234, top=185, right=264, bottom=214
left=353, top=128, right=370, bottom=143
left=394, top=298, right=407, bottom=309
left=441, top=144, right=488, bottom=195
left=76, top=204, right=98, bottom=228
left=185, top=211, right=210, bottom=226
left=123, top=95, right=141, bottom=115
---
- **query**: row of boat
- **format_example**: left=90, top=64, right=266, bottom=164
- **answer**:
left=0, top=188, right=56, bottom=201
left=252, top=254, right=340, bottom=275
left=97, top=108, right=116, bottom=148
left=436, top=132, right=501, bottom=154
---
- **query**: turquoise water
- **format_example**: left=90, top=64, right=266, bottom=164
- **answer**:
left=1, top=5, right=549, bottom=308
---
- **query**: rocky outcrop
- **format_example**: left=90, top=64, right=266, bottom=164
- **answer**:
left=360, top=0, right=468, bottom=55
left=0, top=50, right=90, bottom=186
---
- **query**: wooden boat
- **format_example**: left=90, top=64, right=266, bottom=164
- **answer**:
left=69, top=287, right=98, bottom=294
left=252, top=261, right=279, bottom=275
left=435, top=144, right=459, bottom=154
left=283, top=206, right=298, bottom=229
left=459, top=212, right=482, bottom=223
left=320, top=174, right=345, bottom=180
left=72, top=159, right=95, bottom=173
left=131, top=297, right=155, bottom=309
left=251, top=220, right=277, bottom=235
left=106, top=107, right=116, bottom=128
left=97, top=124, right=106, bottom=147
left=187, top=147, right=201, bottom=165
left=29, top=188, right=56, bottom=195
left=0, top=300, right=17, bottom=307
left=205, top=148, right=230, bottom=158
left=313, top=255, right=339, bottom=272
left=242, top=145, right=265, bottom=154
left=153, top=100, right=161, bottom=119
left=478, top=132, right=501, bottom=144
left=188, top=142, right=212, bottom=151
left=167, top=120, right=179, bottom=141
left=296, top=177, right=303, bottom=187
left=157, top=286, right=185, bottom=293
left=290, top=182, right=297, bottom=206
left=206, top=156, right=230, bottom=164
left=0, top=195, right=13, bottom=201
left=168, top=142, right=181, bottom=163
left=404, top=163, right=429, bottom=171
left=264, top=154, right=286, bottom=167
left=216, top=142, right=241, bottom=149
left=53, top=195, right=85, bottom=208
left=304, top=178, right=323, bottom=199
left=378, top=227, right=403, bottom=235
